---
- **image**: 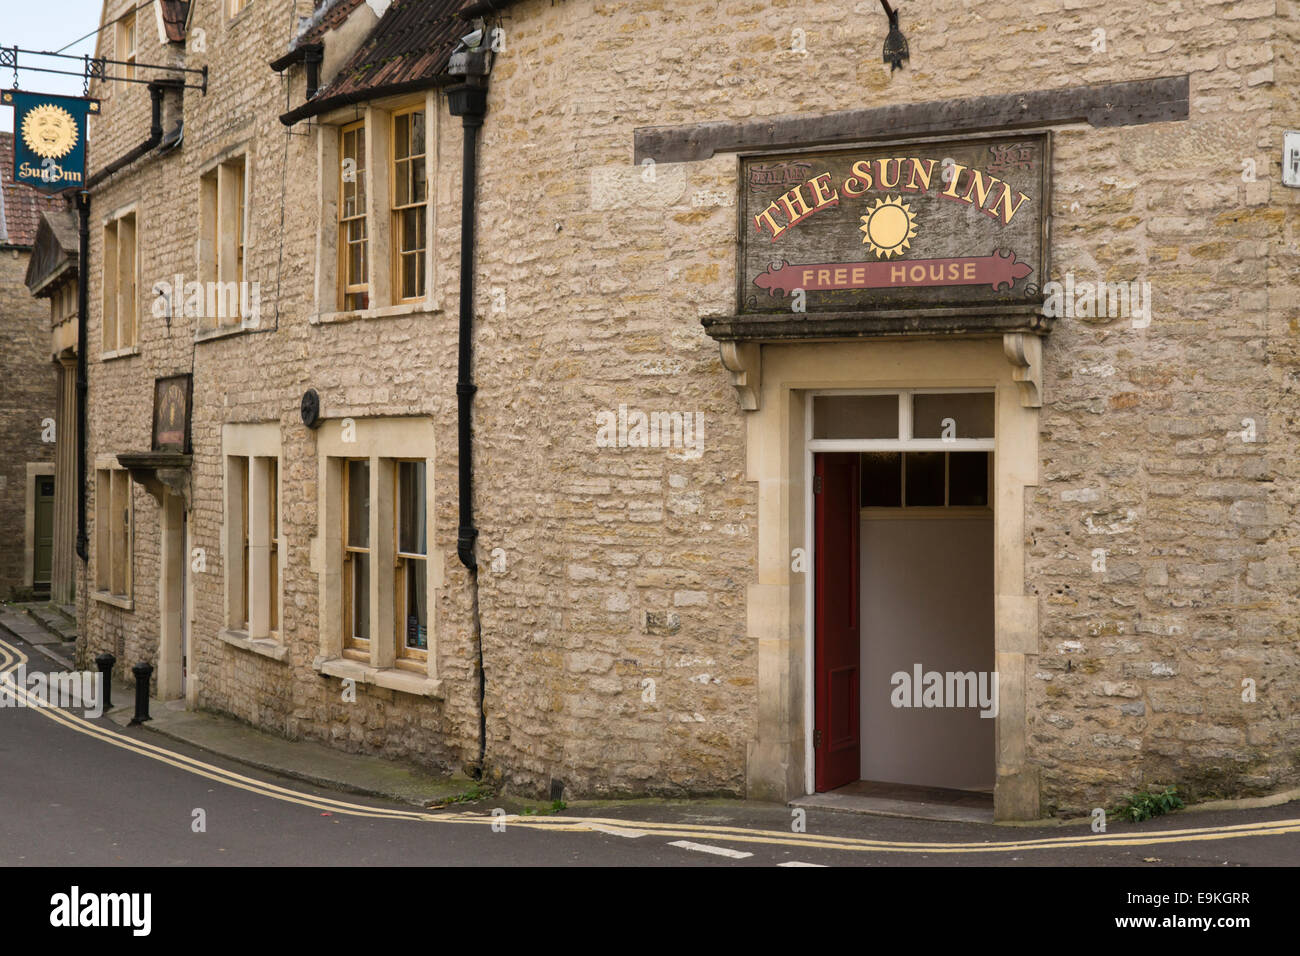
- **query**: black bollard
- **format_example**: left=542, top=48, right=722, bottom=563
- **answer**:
left=129, top=662, right=153, bottom=725
left=94, top=653, right=116, bottom=711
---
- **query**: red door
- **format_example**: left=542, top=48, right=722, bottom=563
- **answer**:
left=814, top=452, right=861, bottom=792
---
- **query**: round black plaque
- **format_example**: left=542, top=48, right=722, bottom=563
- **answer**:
left=300, top=388, right=322, bottom=429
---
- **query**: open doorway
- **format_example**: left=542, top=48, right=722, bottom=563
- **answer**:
left=812, top=390, right=995, bottom=813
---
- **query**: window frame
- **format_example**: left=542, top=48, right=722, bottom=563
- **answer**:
left=315, top=418, right=441, bottom=696
left=805, top=388, right=996, bottom=517
left=119, top=11, right=136, bottom=81
left=93, top=463, right=133, bottom=607
left=393, top=459, right=428, bottom=670
left=341, top=457, right=372, bottom=660
left=390, top=105, right=427, bottom=304
left=101, top=208, right=138, bottom=357
left=806, top=387, right=996, bottom=453
left=221, top=425, right=283, bottom=647
left=199, top=151, right=251, bottom=330
left=316, top=95, right=436, bottom=321
left=338, top=120, right=369, bottom=311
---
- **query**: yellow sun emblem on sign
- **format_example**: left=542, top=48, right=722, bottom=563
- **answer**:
left=21, top=104, right=78, bottom=160
left=859, top=196, right=918, bottom=259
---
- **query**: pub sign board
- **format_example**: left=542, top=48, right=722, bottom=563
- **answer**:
left=738, top=133, right=1050, bottom=316
left=152, top=374, right=193, bottom=454
left=2, top=90, right=100, bottom=193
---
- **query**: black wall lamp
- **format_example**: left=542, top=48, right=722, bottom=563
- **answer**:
left=880, top=0, right=909, bottom=72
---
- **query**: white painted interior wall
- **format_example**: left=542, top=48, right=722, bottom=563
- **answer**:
left=859, top=514, right=994, bottom=791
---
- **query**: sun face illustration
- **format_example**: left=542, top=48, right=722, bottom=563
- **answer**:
left=21, top=104, right=78, bottom=160
left=859, top=196, right=918, bottom=259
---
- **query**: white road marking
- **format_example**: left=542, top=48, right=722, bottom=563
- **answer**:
left=778, top=861, right=827, bottom=867
left=669, top=839, right=753, bottom=859
left=589, top=823, right=648, bottom=839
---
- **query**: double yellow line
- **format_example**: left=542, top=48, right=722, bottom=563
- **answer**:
left=3, top=634, right=1298, bottom=856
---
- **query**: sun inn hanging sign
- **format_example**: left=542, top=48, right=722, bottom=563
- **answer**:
left=738, top=133, right=1050, bottom=316
left=2, top=90, right=100, bottom=192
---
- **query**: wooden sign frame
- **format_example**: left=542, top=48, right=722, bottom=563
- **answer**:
left=737, top=132, right=1051, bottom=319
left=151, top=374, right=193, bottom=454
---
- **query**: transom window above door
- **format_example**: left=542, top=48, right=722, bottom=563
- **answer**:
left=810, top=390, right=994, bottom=447
left=809, top=389, right=995, bottom=510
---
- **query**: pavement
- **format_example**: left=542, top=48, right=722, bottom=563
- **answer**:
left=3, top=608, right=1300, bottom=869
left=106, top=699, right=480, bottom=808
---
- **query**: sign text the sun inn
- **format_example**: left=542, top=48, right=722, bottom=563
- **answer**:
left=738, top=134, right=1050, bottom=318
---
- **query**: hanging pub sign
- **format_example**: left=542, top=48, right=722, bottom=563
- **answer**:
left=1, top=90, right=100, bottom=192
left=739, top=133, right=1049, bottom=316
left=152, top=374, right=193, bottom=454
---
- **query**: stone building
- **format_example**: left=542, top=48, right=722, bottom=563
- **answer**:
left=72, top=0, right=1298, bottom=821
left=25, top=206, right=82, bottom=608
left=0, top=131, right=63, bottom=600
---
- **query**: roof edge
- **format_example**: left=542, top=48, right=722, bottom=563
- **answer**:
left=279, top=76, right=452, bottom=126
left=459, top=0, right=518, bottom=17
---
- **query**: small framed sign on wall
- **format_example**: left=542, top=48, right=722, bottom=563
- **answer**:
left=152, top=374, right=193, bottom=453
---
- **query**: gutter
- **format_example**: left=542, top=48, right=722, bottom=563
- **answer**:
left=269, top=42, right=323, bottom=101
left=74, top=80, right=168, bottom=559
left=278, top=74, right=458, bottom=127
left=459, top=0, right=517, bottom=16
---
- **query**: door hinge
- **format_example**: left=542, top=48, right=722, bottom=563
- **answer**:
left=813, top=729, right=823, bottom=747
left=813, top=475, right=823, bottom=494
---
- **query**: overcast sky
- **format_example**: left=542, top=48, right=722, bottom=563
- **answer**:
left=1, top=0, right=110, bottom=132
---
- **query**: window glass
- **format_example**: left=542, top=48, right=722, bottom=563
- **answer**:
left=398, top=461, right=426, bottom=555
left=268, top=458, right=279, bottom=632
left=346, top=460, right=369, bottom=548
left=237, top=457, right=249, bottom=628
left=351, top=554, right=370, bottom=640
left=948, top=452, right=989, bottom=507
left=403, top=561, right=426, bottom=651
left=904, top=452, right=945, bottom=507
left=392, top=108, right=427, bottom=301
left=813, top=395, right=897, bottom=440
left=397, top=460, right=427, bottom=656
left=340, top=123, right=368, bottom=310
left=912, top=392, right=994, bottom=439
left=860, top=452, right=902, bottom=507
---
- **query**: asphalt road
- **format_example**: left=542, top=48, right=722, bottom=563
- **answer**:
left=2, top=628, right=1299, bottom=869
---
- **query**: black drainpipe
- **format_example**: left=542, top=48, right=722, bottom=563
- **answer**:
left=447, top=76, right=488, bottom=775
left=74, top=192, right=90, bottom=559
left=74, top=80, right=168, bottom=560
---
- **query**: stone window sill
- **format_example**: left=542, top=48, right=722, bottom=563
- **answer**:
left=312, top=655, right=443, bottom=699
left=219, top=629, right=289, bottom=662
left=195, top=320, right=265, bottom=343
left=100, top=346, right=140, bottom=362
left=311, top=300, right=441, bottom=326
left=93, top=590, right=133, bottom=611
